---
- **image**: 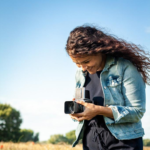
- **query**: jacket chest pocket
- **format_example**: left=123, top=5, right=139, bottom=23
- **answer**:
left=106, top=75, right=124, bottom=105
left=76, top=81, right=81, bottom=88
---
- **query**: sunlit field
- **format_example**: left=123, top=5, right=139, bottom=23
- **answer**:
left=0, top=142, right=82, bottom=150
left=0, top=142, right=150, bottom=150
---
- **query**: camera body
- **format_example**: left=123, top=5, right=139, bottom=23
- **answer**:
left=64, top=88, right=92, bottom=114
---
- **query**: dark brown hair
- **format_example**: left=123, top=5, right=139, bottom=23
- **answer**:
left=66, top=25, right=150, bottom=85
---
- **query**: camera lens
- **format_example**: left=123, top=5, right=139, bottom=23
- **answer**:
left=64, top=101, right=75, bottom=114
left=68, top=102, right=75, bottom=113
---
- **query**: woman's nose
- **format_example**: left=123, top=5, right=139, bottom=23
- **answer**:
left=81, top=65, right=87, bottom=71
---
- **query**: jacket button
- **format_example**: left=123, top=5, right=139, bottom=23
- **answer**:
left=104, top=86, right=106, bottom=89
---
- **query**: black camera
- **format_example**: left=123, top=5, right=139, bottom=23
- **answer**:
left=64, top=88, right=92, bottom=114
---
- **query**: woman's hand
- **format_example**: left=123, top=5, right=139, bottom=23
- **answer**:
left=70, top=99, right=114, bottom=122
left=70, top=100, right=99, bottom=122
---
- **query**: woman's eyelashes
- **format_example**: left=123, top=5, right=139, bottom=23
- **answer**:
left=81, top=61, right=90, bottom=64
left=84, top=61, right=89, bottom=64
left=76, top=61, right=89, bottom=65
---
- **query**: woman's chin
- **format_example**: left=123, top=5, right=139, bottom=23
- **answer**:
left=87, top=70, right=96, bottom=74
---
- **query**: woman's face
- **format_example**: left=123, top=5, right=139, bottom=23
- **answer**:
left=70, top=53, right=106, bottom=74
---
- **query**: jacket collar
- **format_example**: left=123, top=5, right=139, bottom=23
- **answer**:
left=102, top=55, right=117, bottom=72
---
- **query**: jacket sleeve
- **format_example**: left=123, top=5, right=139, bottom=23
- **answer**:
left=71, top=69, right=80, bottom=122
left=108, top=61, right=146, bottom=124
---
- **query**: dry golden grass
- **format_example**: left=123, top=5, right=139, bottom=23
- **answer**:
left=0, top=142, right=149, bottom=150
left=0, top=142, right=81, bottom=150
left=144, top=147, right=150, bottom=150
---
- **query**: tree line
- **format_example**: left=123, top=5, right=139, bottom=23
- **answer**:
left=0, top=103, right=39, bottom=142
left=1, top=103, right=150, bottom=146
left=48, top=130, right=77, bottom=145
left=48, top=131, right=150, bottom=146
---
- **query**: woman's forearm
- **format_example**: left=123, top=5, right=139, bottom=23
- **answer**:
left=95, top=105, right=114, bottom=119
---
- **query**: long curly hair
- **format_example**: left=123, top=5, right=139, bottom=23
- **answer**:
left=66, top=25, right=150, bottom=85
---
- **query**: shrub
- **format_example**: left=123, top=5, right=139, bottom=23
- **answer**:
left=143, top=139, right=150, bottom=146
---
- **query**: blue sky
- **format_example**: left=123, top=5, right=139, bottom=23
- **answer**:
left=0, top=0, right=150, bottom=141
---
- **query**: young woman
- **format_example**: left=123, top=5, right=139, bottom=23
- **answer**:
left=65, top=26, right=150, bottom=150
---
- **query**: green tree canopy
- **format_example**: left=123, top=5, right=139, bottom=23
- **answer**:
left=0, top=103, right=22, bottom=142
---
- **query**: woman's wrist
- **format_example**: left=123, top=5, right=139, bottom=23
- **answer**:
left=95, top=105, right=114, bottom=119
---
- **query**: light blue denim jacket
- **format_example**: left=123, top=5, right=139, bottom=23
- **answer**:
left=72, top=55, right=146, bottom=147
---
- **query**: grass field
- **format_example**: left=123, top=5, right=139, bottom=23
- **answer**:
left=0, top=142, right=150, bottom=150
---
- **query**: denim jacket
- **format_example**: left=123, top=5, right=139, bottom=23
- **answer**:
left=72, top=55, right=146, bottom=147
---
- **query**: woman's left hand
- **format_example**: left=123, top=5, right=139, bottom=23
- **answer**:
left=70, top=100, right=99, bottom=122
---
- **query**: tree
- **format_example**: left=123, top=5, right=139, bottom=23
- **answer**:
left=19, top=129, right=39, bottom=142
left=48, top=134, right=68, bottom=144
left=0, top=103, right=22, bottom=142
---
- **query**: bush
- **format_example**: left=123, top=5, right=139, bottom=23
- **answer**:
left=48, top=130, right=76, bottom=145
left=48, top=134, right=68, bottom=144
left=143, top=139, right=150, bottom=146
left=65, top=130, right=76, bottom=144
left=19, top=129, right=39, bottom=142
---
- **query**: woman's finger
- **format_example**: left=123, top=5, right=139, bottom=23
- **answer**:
left=78, top=117, right=86, bottom=122
left=76, top=100, right=88, bottom=107
left=70, top=115, right=77, bottom=120
left=71, top=112, right=84, bottom=117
